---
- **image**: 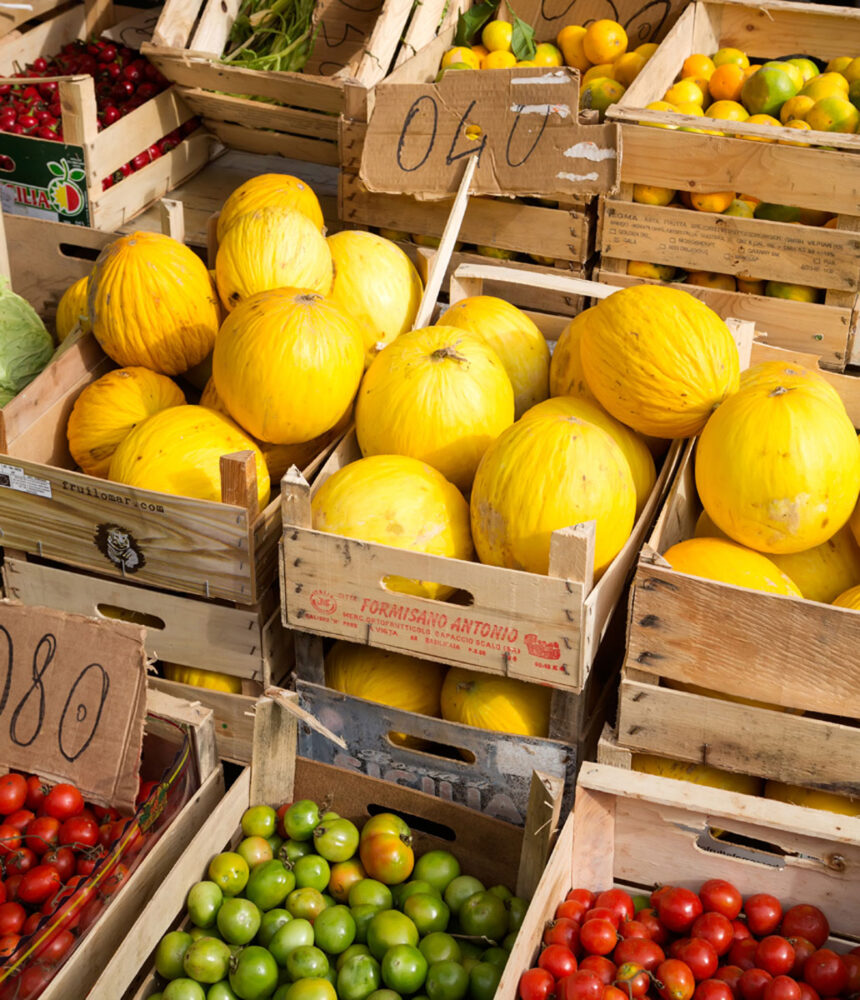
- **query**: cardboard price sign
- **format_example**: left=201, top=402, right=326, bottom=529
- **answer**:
left=360, top=67, right=619, bottom=198
left=0, top=601, right=147, bottom=812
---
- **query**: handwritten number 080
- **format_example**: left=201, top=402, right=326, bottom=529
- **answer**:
left=0, top=627, right=109, bottom=759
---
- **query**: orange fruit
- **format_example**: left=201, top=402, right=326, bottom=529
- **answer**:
left=762, top=61, right=803, bottom=91
left=778, top=119, right=812, bottom=146
left=708, top=64, right=745, bottom=102
left=736, top=278, right=765, bottom=295
left=723, top=198, right=755, bottom=218
left=627, top=261, right=676, bottom=281
left=823, top=217, right=839, bottom=229
left=706, top=100, right=749, bottom=122
left=583, top=62, right=616, bottom=84
left=633, top=184, right=676, bottom=206
left=801, top=73, right=849, bottom=100
left=481, top=20, right=513, bottom=52
left=641, top=100, right=680, bottom=128
left=780, top=95, right=815, bottom=123
left=534, top=43, right=563, bottom=66
left=712, top=48, right=749, bottom=69
left=805, top=96, right=859, bottom=133
left=690, top=191, right=735, bottom=213
left=682, top=54, right=715, bottom=80
left=664, top=79, right=705, bottom=106
left=482, top=50, right=517, bottom=69
left=471, top=44, right=489, bottom=59
left=744, top=113, right=782, bottom=142
left=441, top=47, right=480, bottom=70
left=687, top=272, right=737, bottom=291
left=580, top=77, right=626, bottom=118
left=844, top=57, right=860, bottom=84
left=582, top=19, right=627, bottom=65
left=613, top=51, right=647, bottom=86
left=557, top=25, right=590, bottom=71
left=635, top=43, right=658, bottom=60
left=741, top=66, right=798, bottom=116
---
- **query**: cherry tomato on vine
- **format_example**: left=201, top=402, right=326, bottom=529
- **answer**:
left=558, top=900, right=591, bottom=924
left=25, top=816, right=59, bottom=855
left=788, top=939, right=816, bottom=980
left=43, top=784, right=84, bottom=822
left=544, top=918, right=581, bottom=952
left=656, top=959, right=696, bottom=1000
left=567, top=889, right=596, bottom=908
left=0, top=933, right=19, bottom=959
left=587, top=908, right=622, bottom=929
left=714, top=965, right=744, bottom=995
left=0, top=902, right=25, bottom=936
left=615, top=962, right=650, bottom=997
left=59, top=815, right=99, bottom=850
left=4, top=848, right=36, bottom=877
left=762, top=977, right=800, bottom=1000
left=605, top=985, right=628, bottom=1000
left=0, top=775, right=27, bottom=816
left=673, top=939, right=719, bottom=981
left=796, top=983, right=819, bottom=1000
left=557, top=969, right=604, bottom=1000
left=540, top=945, right=579, bottom=980
left=24, top=776, right=47, bottom=814
left=43, top=846, right=75, bottom=882
left=842, top=953, right=860, bottom=995
left=619, top=920, right=650, bottom=941
left=0, top=825, right=21, bottom=856
left=34, top=927, right=75, bottom=965
left=729, top=940, right=759, bottom=972
left=638, top=909, right=669, bottom=945
left=614, top=938, right=665, bottom=972
left=18, top=864, right=61, bottom=905
left=595, top=890, right=635, bottom=925
left=4, top=810, right=34, bottom=834
left=519, top=968, right=554, bottom=1000
left=745, top=895, right=782, bottom=938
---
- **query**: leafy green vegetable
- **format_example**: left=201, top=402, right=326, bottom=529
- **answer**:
left=224, top=0, right=317, bottom=72
left=0, top=277, right=53, bottom=407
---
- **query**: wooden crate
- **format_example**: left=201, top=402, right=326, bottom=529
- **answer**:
left=616, top=340, right=860, bottom=796
left=496, top=761, right=860, bottom=1000
left=0, top=0, right=213, bottom=231
left=280, top=263, right=683, bottom=696
left=599, top=0, right=860, bottom=369
left=89, top=694, right=563, bottom=999
left=140, top=0, right=454, bottom=166
left=8, top=687, right=224, bottom=1000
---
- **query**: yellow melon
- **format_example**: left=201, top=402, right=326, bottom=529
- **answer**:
left=764, top=781, right=860, bottom=816
left=55, top=275, right=91, bottom=342
left=662, top=537, right=802, bottom=596
left=162, top=663, right=243, bottom=694
left=217, top=173, right=324, bottom=242
left=440, top=667, right=551, bottom=737
left=549, top=308, right=601, bottom=405
left=325, top=642, right=446, bottom=717
left=631, top=753, right=762, bottom=795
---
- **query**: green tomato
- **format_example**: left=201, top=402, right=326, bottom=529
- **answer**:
left=217, top=898, right=262, bottom=945
left=469, top=962, right=502, bottom=1000
left=480, top=947, right=508, bottom=970
left=402, top=894, right=450, bottom=935
left=419, top=934, right=461, bottom=966
left=281, top=839, right=314, bottom=864
left=183, top=937, right=232, bottom=984
left=392, top=881, right=440, bottom=909
left=425, top=961, right=469, bottom=1000
left=286, top=945, right=330, bottom=982
left=156, top=931, right=194, bottom=980
left=368, top=991, right=402, bottom=1000
left=460, top=957, right=480, bottom=977
left=349, top=880, right=393, bottom=910
left=229, top=945, right=279, bottom=1000
left=337, top=944, right=372, bottom=971
left=273, top=989, right=290, bottom=1000
left=351, top=904, right=384, bottom=944
left=337, top=953, right=382, bottom=1000
left=286, top=887, right=327, bottom=921
left=366, top=911, right=419, bottom=961
left=237, top=837, right=274, bottom=870
left=246, top=860, right=295, bottom=912
left=632, top=894, right=650, bottom=914
left=443, top=877, right=484, bottom=916
left=359, top=814, right=411, bottom=844
left=284, top=979, right=337, bottom=1000
left=163, top=981, right=206, bottom=1000
left=209, top=852, right=250, bottom=898
left=268, top=918, right=315, bottom=967
left=187, top=881, right=223, bottom=929
left=208, top=982, right=240, bottom=1000
left=313, top=904, right=356, bottom=954
left=506, top=897, right=527, bottom=935
left=313, top=818, right=360, bottom=863
left=242, top=805, right=277, bottom=839
left=268, top=834, right=285, bottom=856
left=381, top=944, right=428, bottom=995
left=457, top=942, right=483, bottom=964
left=190, top=927, right=223, bottom=943
left=292, top=854, right=331, bottom=892
left=459, top=893, right=507, bottom=941
left=257, top=909, right=292, bottom=948
left=412, top=852, right=461, bottom=894
left=283, top=800, right=321, bottom=842
left=502, top=932, right=518, bottom=952
left=486, top=885, right=512, bottom=902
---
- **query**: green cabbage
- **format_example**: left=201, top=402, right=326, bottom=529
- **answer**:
left=0, top=277, right=53, bottom=407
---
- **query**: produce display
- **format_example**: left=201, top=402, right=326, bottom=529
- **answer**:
left=148, top=800, right=528, bottom=1000
left=518, top=882, right=860, bottom=1000
left=0, top=278, right=54, bottom=407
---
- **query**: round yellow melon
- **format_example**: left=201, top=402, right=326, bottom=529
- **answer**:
left=522, top=396, right=656, bottom=514
left=108, top=405, right=270, bottom=510
left=696, top=372, right=860, bottom=553
left=311, top=454, right=474, bottom=600
left=217, top=173, right=324, bottom=243
left=694, top=507, right=729, bottom=539
left=470, top=412, right=636, bottom=577
left=740, top=360, right=844, bottom=410
left=440, top=667, right=551, bottom=737
left=215, top=207, right=333, bottom=312
left=549, top=308, right=601, bottom=405
left=662, top=537, right=802, bottom=596
left=327, top=230, right=423, bottom=367
left=833, top=583, right=860, bottom=609
left=56, top=275, right=91, bottom=342
left=88, top=232, right=220, bottom=375
left=67, top=367, right=186, bottom=478
left=764, top=781, right=860, bottom=816
left=438, top=296, right=550, bottom=418
left=850, top=496, right=860, bottom=549
left=355, top=326, right=515, bottom=492
left=162, top=663, right=243, bottom=694
left=580, top=285, right=740, bottom=437
left=324, top=641, right=446, bottom=717
left=631, top=753, right=762, bottom=796
left=213, top=288, right=364, bottom=446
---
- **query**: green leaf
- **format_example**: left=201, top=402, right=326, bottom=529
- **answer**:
left=47, top=161, right=65, bottom=177
left=508, top=9, right=536, bottom=60
left=68, top=168, right=85, bottom=182
left=454, top=0, right=496, bottom=48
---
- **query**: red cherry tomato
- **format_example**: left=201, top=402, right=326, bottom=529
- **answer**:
left=729, top=941, right=759, bottom=972
left=0, top=902, right=25, bottom=935
left=674, top=939, right=719, bottom=982
left=568, top=889, right=597, bottom=908
left=581, top=957, right=616, bottom=986
left=4, top=875, right=22, bottom=902
left=615, top=962, right=650, bottom=997
left=587, top=908, right=622, bottom=930
left=714, top=965, right=745, bottom=996
left=692, top=912, right=734, bottom=956
left=694, top=981, right=735, bottom=1000
left=656, top=959, right=696, bottom=1000
left=4, top=810, right=34, bottom=834
left=34, top=927, right=75, bottom=965
left=619, top=920, right=651, bottom=941
left=788, top=939, right=816, bottom=980
left=24, top=776, right=47, bottom=814
left=0, top=883, right=6, bottom=906
left=755, top=938, right=795, bottom=978
left=803, top=951, right=848, bottom=997
left=595, top=890, right=635, bottom=925
left=59, top=816, right=99, bottom=850
left=638, top=909, right=669, bottom=945
left=780, top=907, right=829, bottom=951
left=739, top=970, right=772, bottom=1000
left=762, top=977, right=801, bottom=1000
left=43, top=784, right=84, bottom=823
left=797, top=984, right=819, bottom=1000
left=76, top=846, right=107, bottom=878
left=614, top=938, right=666, bottom=972
left=558, top=970, right=605, bottom=1000
left=540, top=945, right=579, bottom=980
left=651, top=886, right=672, bottom=908
left=18, top=864, right=61, bottom=905
left=22, top=911, right=42, bottom=936
left=545, top=918, right=582, bottom=953
left=700, top=881, right=742, bottom=921
left=100, top=862, right=129, bottom=898
left=0, top=775, right=27, bottom=816
left=745, top=896, right=782, bottom=938
left=558, top=900, right=591, bottom=924
left=25, top=816, right=60, bottom=855
left=4, top=848, right=36, bottom=877
left=0, top=825, right=21, bottom=857
left=658, top=889, right=703, bottom=935
left=582, top=919, right=619, bottom=956
left=520, top=968, right=555, bottom=1000
left=43, top=846, right=75, bottom=883
left=605, top=986, right=628, bottom=1000
left=842, top=953, right=860, bottom=995
left=732, top=921, right=753, bottom=944
left=0, top=933, right=19, bottom=959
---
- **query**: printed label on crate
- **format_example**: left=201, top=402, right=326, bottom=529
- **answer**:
left=0, top=136, right=90, bottom=226
left=0, top=601, right=147, bottom=811
left=0, top=463, right=52, bottom=500
left=360, top=67, right=619, bottom=198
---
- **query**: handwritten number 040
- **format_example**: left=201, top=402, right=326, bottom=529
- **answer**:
left=0, top=627, right=109, bottom=760
left=396, top=96, right=549, bottom=172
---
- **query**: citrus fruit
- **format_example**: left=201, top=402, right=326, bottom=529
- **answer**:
left=805, top=96, right=859, bottom=133
left=738, top=192, right=760, bottom=207
left=764, top=282, right=820, bottom=303
left=636, top=42, right=658, bottom=60
left=844, top=57, right=860, bottom=84
left=705, top=100, right=749, bottom=122
left=754, top=202, right=800, bottom=222
left=690, top=191, right=735, bottom=213
left=826, top=56, right=852, bottom=74
left=778, top=119, right=812, bottom=145
left=482, top=50, right=517, bottom=69
left=580, top=77, right=626, bottom=118
left=676, top=101, right=705, bottom=116
left=471, top=44, right=488, bottom=60
left=801, top=73, right=849, bottom=100
left=744, top=113, right=781, bottom=141
left=664, top=79, right=705, bottom=105
left=787, top=57, right=819, bottom=83
left=708, top=63, right=745, bottom=102
left=686, top=272, right=736, bottom=291
left=682, top=53, right=715, bottom=80
left=557, top=25, right=589, bottom=70
left=627, top=261, right=676, bottom=280
left=583, top=62, right=616, bottom=84
left=849, top=79, right=860, bottom=111
left=534, top=43, right=563, bottom=66
left=613, top=51, right=646, bottom=85
left=780, top=95, right=815, bottom=122
left=723, top=198, right=755, bottom=218
left=741, top=65, right=797, bottom=116
left=633, top=184, right=676, bottom=206
left=441, top=47, right=480, bottom=70
left=762, top=60, right=803, bottom=90
left=481, top=20, right=512, bottom=52
left=742, top=63, right=761, bottom=82
left=516, top=60, right=537, bottom=67
left=641, top=100, right=680, bottom=128
left=712, top=47, right=749, bottom=69
left=736, top=277, right=765, bottom=294
left=582, top=19, right=627, bottom=64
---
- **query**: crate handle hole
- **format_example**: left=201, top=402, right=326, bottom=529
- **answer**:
left=386, top=731, right=477, bottom=766
left=59, top=242, right=101, bottom=261
left=381, top=577, right=475, bottom=607
left=695, top=826, right=786, bottom=869
left=96, top=603, right=166, bottom=631
left=366, top=802, right=457, bottom=842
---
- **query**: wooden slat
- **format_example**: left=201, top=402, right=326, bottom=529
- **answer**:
left=151, top=0, right=202, bottom=49
left=180, top=87, right=340, bottom=141
left=516, top=771, right=564, bottom=899
left=203, top=121, right=340, bottom=166
left=0, top=4, right=86, bottom=73
left=718, top=0, right=860, bottom=62
left=190, top=0, right=239, bottom=55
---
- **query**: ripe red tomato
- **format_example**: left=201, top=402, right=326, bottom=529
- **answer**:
left=4, top=875, right=22, bottom=902
left=59, top=816, right=99, bottom=850
left=582, top=919, right=619, bottom=956
left=619, top=920, right=651, bottom=941
left=674, top=938, right=719, bottom=981
left=0, top=824, right=21, bottom=856
left=24, top=776, right=46, bottom=814
left=580, top=956, right=616, bottom=985
left=34, top=927, right=75, bottom=965
left=545, top=918, right=581, bottom=953
left=797, top=983, right=819, bottom=1000
left=359, top=832, right=414, bottom=884
left=788, top=940, right=816, bottom=980
left=700, top=881, right=743, bottom=921
left=4, top=810, right=34, bottom=833
left=540, top=945, right=579, bottom=980
left=658, top=888, right=703, bottom=934
left=614, top=938, right=666, bottom=972
left=762, top=976, right=801, bottom=1000
left=732, top=921, right=753, bottom=944
left=595, top=890, right=635, bottom=925
left=745, top=895, right=782, bottom=937
left=0, top=902, right=25, bottom=935
left=616, top=962, right=650, bottom=997
left=694, top=981, right=735, bottom=1000
left=18, top=864, right=61, bottom=905
left=780, top=907, right=829, bottom=951
left=692, top=912, right=734, bottom=956
left=651, top=886, right=672, bottom=908
left=557, top=970, right=604, bottom=1000
left=803, top=950, right=848, bottom=997
left=25, top=816, right=59, bottom=855
left=100, top=862, right=129, bottom=898
left=587, top=908, right=622, bottom=929
left=520, top=968, right=555, bottom=1000
left=558, top=900, right=591, bottom=924
left=568, top=889, right=597, bottom=908
left=656, top=959, right=696, bottom=1000
left=0, top=883, right=6, bottom=906
left=638, top=909, right=669, bottom=945
left=739, top=969, right=773, bottom=1000
left=729, top=941, right=759, bottom=972
left=755, top=938, right=795, bottom=978
left=714, top=965, right=745, bottom=995
left=0, top=933, right=19, bottom=959
left=842, top=952, right=860, bottom=994
left=605, top=986, right=628, bottom=1000
left=43, top=846, right=75, bottom=883
left=22, top=911, right=42, bottom=935
left=43, top=784, right=84, bottom=823
left=76, top=846, right=107, bottom=878
left=0, top=775, right=27, bottom=816
left=4, top=848, right=36, bottom=876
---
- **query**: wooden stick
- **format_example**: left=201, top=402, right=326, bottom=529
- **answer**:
left=263, top=685, right=347, bottom=750
left=158, top=198, right=185, bottom=244
left=0, top=209, right=10, bottom=282
left=220, top=451, right=258, bottom=511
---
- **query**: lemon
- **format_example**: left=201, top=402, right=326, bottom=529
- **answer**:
left=801, top=72, right=849, bottom=100
left=762, top=60, right=803, bottom=91
left=556, top=25, right=589, bottom=71
left=844, top=57, right=860, bottom=84
left=583, top=62, right=616, bottom=84
left=765, top=281, right=819, bottom=302
left=481, top=20, right=513, bottom=53
left=723, top=198, right=755, bottom=218
left=633, top=184, right=676, bottom=206
left=805, top=95, right=860, bottom=133
left=712, top=47, right=749, bottom=69
left=664, top=79, right=705, bottom=106
left=779, top=95, right=815, bottom=123
left=482, top=50, right=517, bottom=69
left=635, top=42, right=658, bottom=60
left=826, top=56, right=853, bottom=74
left=441, top=47, right=480, bottom=71
left=741, top=65, right=797, bottom=116
left=744, top=113, right=781, bottom=142
left=787, top=57, right=819, bottom=83
left=627, top=260, right=676, bottom=280
left=613, top=51, right=646, bottom=86
left=534, top=43, right=563, bottom=67
left=640, top=100, right=680, bottom=128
